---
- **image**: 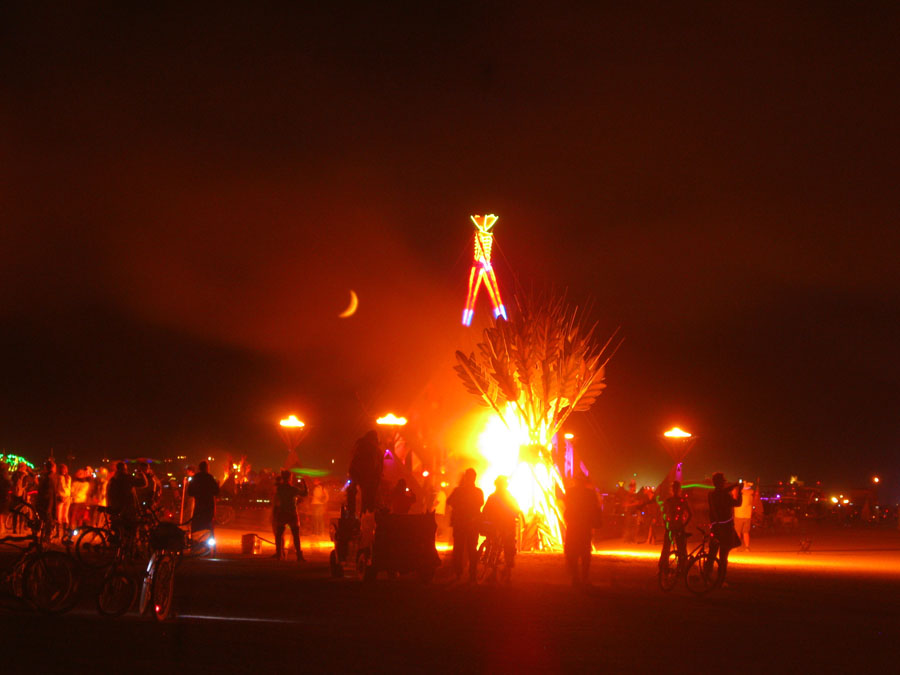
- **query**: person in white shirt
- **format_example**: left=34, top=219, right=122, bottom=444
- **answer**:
left=734, top=481, right=755, bottom=552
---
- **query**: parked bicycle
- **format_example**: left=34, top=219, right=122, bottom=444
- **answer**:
left=76, top=504, right=165, bottom=569
left=658, top=525, right=723, bottom=594
left=0, top=499, right=79, bottom=614
left=138, top=521, right=189, bottom=621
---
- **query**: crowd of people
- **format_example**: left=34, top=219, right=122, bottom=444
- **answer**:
left=0, top=457, right=226, bottom=542
left=1, top=436, right=758, bottom=591
left=0, top=459, right=115, bottom=538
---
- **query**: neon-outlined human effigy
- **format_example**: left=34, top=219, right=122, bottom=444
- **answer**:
left=462, top=214, right=508, bottom=326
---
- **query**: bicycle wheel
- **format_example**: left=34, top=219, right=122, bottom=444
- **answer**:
left=478, top=541, right=499, bottom=583
left=152, top=554, right=176, bottom=621
left=138, top=552, right=157, bottom=615
left=658, top=550, right=680, bottom=592
left=685, top=553, right=721, bottom=595
left=97, top=568, right=137, bottom=617
left=75, top=527, right=115, bottom=569
left=214, top=505, right=235, bottom=527
left=23, top=551, right=79, bottom=614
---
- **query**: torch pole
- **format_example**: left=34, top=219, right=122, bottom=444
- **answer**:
left=179, top=475, right=187, bottom=526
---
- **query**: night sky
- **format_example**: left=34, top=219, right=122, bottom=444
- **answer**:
left=2, top=3, right=898, bottom=492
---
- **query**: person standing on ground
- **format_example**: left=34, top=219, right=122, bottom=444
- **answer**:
left=91, top=467, right=109, bottom=527
left=11, top=464, right=30, bottom=534
left=734, top=481, right=754, bottom=552
left=446, top=468, right=484, bottom=583
left=272, top=470, right=307, bottom=561
left=622, top=479, right=640, bottom=543
left=482, top=476, right=521, bottom=583
left=187, top=460, right=220, bottom=546
left=55, top=463, right=71, bottom=540
left=310, top=479, right=329, bottom=536
left=564, top=473, right=599, bottom=587
left=35, top=460, right=57, bottom=541
left=69, top=468, right=91, bottom=529
left=135, top=461, right=161, bottom=510
left=434, top=484, right=448, bottom=536
left=107, top=462, right=139, bottom=519
left=349, top=430, right=383, bottom=515
left=659, top=481, right=692, bottom=573
left=707, top=472, right=742, bottom=579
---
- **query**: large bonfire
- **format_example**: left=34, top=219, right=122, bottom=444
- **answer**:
left=454, top=292, right=618, bottom=549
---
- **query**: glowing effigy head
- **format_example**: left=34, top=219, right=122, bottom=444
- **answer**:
left=470, top=214, right=499, bottom=233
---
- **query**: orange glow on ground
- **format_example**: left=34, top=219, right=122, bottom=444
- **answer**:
left=207, top=528, right=900, bottom=578
left=591, top=546, right=900, bottom=577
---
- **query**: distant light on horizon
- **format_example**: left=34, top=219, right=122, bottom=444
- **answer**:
left=663, top=427, right=692, bottom=438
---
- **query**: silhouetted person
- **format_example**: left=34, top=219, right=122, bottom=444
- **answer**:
left=482, top=475, right=521, bottom=582
left=349, top=430, right=383, bottom=515
left=446, top=468, right=484, bottom=583
left=135, top=461, right=160, bottom=509
left=622, top=479, right=640, bottom=543
left=707, top=472, right=742, bottom=579
left=390, top=478, right=416, bottom=515
left=272, top=470, right=307, bottom=561
left=188, top=460, right=220, bottom=540
left=564, top=473, right=598, bottom=587
left=107, top=462, right=138, bottom=518
left=659, top=481, right=692, bottom=573
left=35, top=460, right=57, bottom=541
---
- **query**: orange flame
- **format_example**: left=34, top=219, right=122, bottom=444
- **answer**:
left=376, top=413, right=407, bottom=426
left=476, top=403, right=565, bottom=549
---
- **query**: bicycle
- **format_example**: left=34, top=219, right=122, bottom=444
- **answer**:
left=0, top=500, right=79, bottom=614
left=95, top=524, right=145, bottom=618
left=658, top=525, right=723, bottom=595
left=138, top=521, right=190, bottom=621
left=76, top=504, right=166, bottom=569
left=478, top=522, right=516, bottom=584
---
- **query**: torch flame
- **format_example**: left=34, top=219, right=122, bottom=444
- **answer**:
left=376, top=413, right=408, bottom=426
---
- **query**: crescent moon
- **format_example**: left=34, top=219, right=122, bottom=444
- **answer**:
left=339, top=290, right=359, bottom=318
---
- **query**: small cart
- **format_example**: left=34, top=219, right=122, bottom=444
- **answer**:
left=362, top=511, right=441, bottom=583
